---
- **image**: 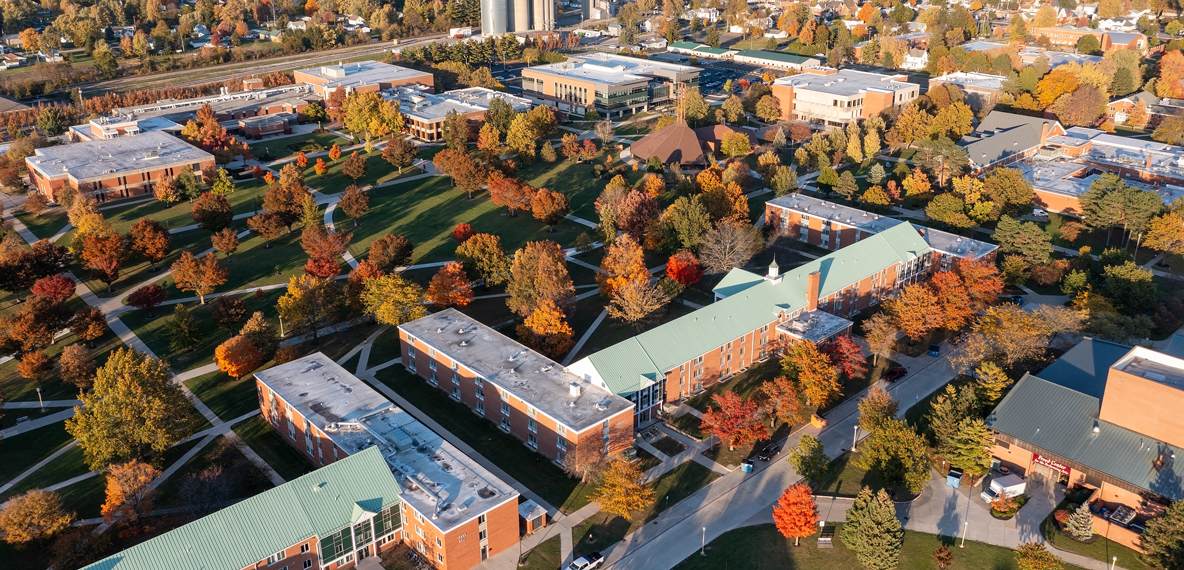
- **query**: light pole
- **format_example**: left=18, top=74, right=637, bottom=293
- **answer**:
left=960, top=521, right=968, bottom=548
left=701, top=527, right=706, bottom=556
left=36, top=386, right=44, bottom=412
left=1110, top=556, right=1117, bottom=570
left=852, top=425, right=859, bottom=452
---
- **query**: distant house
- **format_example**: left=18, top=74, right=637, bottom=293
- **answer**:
left=287, top=18, right=310, bottom=31
left=901, top=48, right=928, bottom=70
left=0, top=52, right=27, bottom=70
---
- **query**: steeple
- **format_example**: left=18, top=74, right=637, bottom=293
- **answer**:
left=766, top=255, right=781, bottom=283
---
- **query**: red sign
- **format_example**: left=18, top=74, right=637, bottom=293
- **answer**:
left=1033, top=453, right=1070, bottom=474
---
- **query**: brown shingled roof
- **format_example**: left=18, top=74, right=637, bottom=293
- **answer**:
left=630, top=118, right=706, bottom=165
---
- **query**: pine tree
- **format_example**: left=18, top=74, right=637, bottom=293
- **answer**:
left=841, top=487, right=904, bottom=570
left=947, top=417, right=993, bottom=476
left=1066, top=502, right=1094, bottom=541
left=167, top=304, right=200, bottom=352
left=927, top=383, right=979, bottom=457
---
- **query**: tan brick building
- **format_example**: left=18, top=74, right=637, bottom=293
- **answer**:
left=769, top=67, right=919, bottom=127
left=384, top=86, right=532, bottom=142
left=398, top=309, right=635, bottom=464
left=520, top=52, right=700, bottom=119
left=293, top=61, right=434, bottom=98
left=25, top=131, right=216, bottom=203
left=255, top=354, right=521, bottom=570
left=1030, top=26, right=1147, bottom=53
left=987, top=340, right=1184, bottom=553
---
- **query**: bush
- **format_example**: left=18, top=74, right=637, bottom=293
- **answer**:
left=1054, top=508, right=1071, bottom=525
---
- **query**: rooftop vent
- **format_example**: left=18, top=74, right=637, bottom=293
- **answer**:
left=569, top=382, right=581, bottom=397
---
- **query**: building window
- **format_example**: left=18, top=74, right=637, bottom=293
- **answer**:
left=557, top=437, right=567, bottom=450
left=475, top=377, right=484, bottom=388
left=414, top=510, right=424, bottom=523
left=528, top=418, right=537, bottom=433
left=556, top=451, right=566, bottom=465
left=303, top=561, right=312, bottom=569
left=476, top=387, right=485, bottom=400
left=478, top=514, right=486, bottom=525
left=428, top=372, right=437, bottom=385
left=501, top=417, right=511, bottom=431
left=429, top=359, right=437, bottom=372
left=407, top=344, right=416, bottom=358
left=501, top=402, right=510, bottom=416
left=301, top=544, right=309, bottom=554
left=557, top=424, right=566, bottom=436
left=266, top=550, right=286, bottom=564
left=452, top=386, right=461, bottom=400
left=527, top=406, right=537, bottom=418
left=437, top=553, right=444, bottom=563
left=479, top=529, right=488, bottom=540
left=528, top=434, right=538, bottom=448
left=416, top=526, right=425, bottom=538
left=476, top=401, right=485, bottom=415
left=436, top=537, right=443, bottom=548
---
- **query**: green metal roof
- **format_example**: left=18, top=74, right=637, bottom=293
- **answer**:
left=670, top=41, right=701, bottom=49
left=736, top=50, right=818, bottom=64
left=579, top=222, right=929, bottom=395
left=693, top=46, right=733, bottom=55
left=986, top=372, right=1184, bottom=501
left=84, top=447, right=403, bottom=570
left=713, top=267, right=766, bottom=298
left=1035, top=337, right=1130, bottom=399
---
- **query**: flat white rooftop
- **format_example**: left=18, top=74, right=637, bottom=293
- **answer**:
left=525, top=52, right=699, bottom=87
left=26, top=131, right=212, bottom=183
left=255, top=354, right=519, bottom=531
left=399, top=309, right=634, bottom=433
left=295, top=61, right=433, bottom=91
left=772, top=68, right=916, bottom=98
left=384, top=86, right=532, bottom=122
left=930, top=72, right=1006, bottom=91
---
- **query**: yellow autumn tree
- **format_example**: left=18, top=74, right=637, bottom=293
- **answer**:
left=101, top=459, right=160, bottom=527
left=597, top=234, right=648, bottom=299
left=516, top=299, right=575, bottom=360
left=592, top=459, right=655, bottom=519
left=215, top=335, right=264, bottom=378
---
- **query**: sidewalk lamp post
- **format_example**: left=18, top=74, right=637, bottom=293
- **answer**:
left=852, top=425, right=859, bottom=452
left=1110, top=556, right=1117, bottom=570
left=36, top=386, right=44, bottom=412
left=960, top=521, right=968, bottom=548
left=701, top=527, right=706, bottom=556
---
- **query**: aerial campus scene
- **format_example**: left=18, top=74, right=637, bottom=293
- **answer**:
left=0, top=0, right=1183, bottom=569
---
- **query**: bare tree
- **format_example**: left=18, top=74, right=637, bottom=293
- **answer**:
left=595, top=119, right=615, bottom=147
left=699, top=220, right=763, bottom=273
left=563, top=440, right=609, bottom=484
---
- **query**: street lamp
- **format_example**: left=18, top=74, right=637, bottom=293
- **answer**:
left=36, top=386, right=44, bottom=412
left=1110, top=556, right=1117, bottom=570
left=701, top=527, right=706, bottom=556
left=852, top=425, right=859, bottom=452
left=960, top=521, right=968, bottom=548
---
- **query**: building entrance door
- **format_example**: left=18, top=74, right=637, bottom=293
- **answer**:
left=356, top=545, right=370, bottom=561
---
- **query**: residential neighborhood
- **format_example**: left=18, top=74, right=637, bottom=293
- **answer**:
left=0, top=0, right=1182, bottom=570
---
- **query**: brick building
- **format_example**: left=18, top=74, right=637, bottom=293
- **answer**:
left=960, top=111, right=1066, bottom=174
left=927, top=72, right=1006, bottom=113
left=83, top=446, right=405, bottom=570
left=293, top=61, right=434, bottom=98
left=255, top=354, right=520, bottom=570
left=769, top=67, right=920, bottom=127
left=25, top=131, right=216, bottom=203
left=568, top=216, right=978, bottom=422
left=398, top=309, right=635, bottom=464
left=1030, top=26, right=1147, bottom=53
left=763, top=194, right=998, bottom=270
left=987, top=339, right=1184, bottom=553
left=384, top=86, right=532, bottom=142
left=520, top=53, right=700, bottom=119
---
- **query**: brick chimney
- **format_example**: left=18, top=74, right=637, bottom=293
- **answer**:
left=806, top=270, right=821, bottom=311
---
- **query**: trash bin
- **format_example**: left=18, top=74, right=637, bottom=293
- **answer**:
left=741, top=459, right=754, bottom=473
left=928, top=344, right=941, bottom=357
left=946, top=468, right=963, bottom=488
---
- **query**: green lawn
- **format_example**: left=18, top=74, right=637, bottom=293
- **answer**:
left=249, top=132, right=345, bottom=161
left=1040, top=500, right=1153, bottom=570
left=369, top=326, right=403, bottom=365
left=302, top=151, right=416, bottom=194
left=519, top=535, right=562, bottom=570
left=374, top=364, right=597, bottom=514
left=184, top=370, right=260, bottom=422
left=13, top=207, right=69, bottom=241
left=55, top=472, right=107, bottom=520
left=668, top=412, right=707, bottom=440
left=0, top=444, right=89, bottom=501
left=337, top=176, right=586, bottom=264
left=517, top=153, right=649, bottom=219
left=288, top=322, right=384, bottom=362
left=99, top=181, right=270, bottom=234
left=125, top=288, right=285, bottom=372
left=674, top=524, right=1088, bottom=570
left=813, top=450, right=914, bottom=501
left=232, top=415, right=317, bottom=481
left=572, top=461, right=721, bottom=558
left=0, top=422, right=75, bottom=486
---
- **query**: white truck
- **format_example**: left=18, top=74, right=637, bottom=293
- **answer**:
left=981, top=474, right=1027, bottom=503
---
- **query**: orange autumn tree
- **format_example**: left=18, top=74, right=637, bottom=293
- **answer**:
left=954, top=257, right=1004, bottom=312
left=643, top=174, right=665, bottom=198
left=171, top=252, right=229, bottom=304
left=516, top=298, right=575, bottom=359
left=328, top=144, right=342, bottom=162
left=215, top=335, right=263, bottom=378
left=929, top=270, right=975, bottom=331
left=885, top=282, right=943, bottom=341
left=596, top=234, right=648, bottom=299
left=314, top=158, right=328, bottom=176
left=773, top=482, right=819, bottom=546
left=295, top=152, right=308, bottom=168
left=101, top=460, right=160, bottom=529
left=782, top=339, right=841, bottom=407
left=700, top=392, right=768, bottom=451
left=425, top=262, right=473, bottom=307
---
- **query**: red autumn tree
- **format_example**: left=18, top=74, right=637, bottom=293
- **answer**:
left=127, top=284, right=167, bottom=317
left=263, top=170, right=276, bottom=185
left=82, top=233, right=129, bottom=292
left=192, top=192, right=233, bottom=233
left=248, top=212, right=287, bottom=248
left=821, top=335, right=867, bottom=380
left=30, top=275, right=75, bottom=303
left=666, top=251, right=703, bottom=286
left=215, top=335, right=263, bottom=378
left=773, top=483, right=819, bottom=546
left=301, top=225, right=351, bottom=273
left=425, top=262, right=474, bottom=307
left=211, top=228, right=240, bottom=259
left=70, top=307, right=107, bottom=348
left=452, top=224, right=475, bottom=243
left=346, top=259, right=384, bottom=312
left=337, top=184, right=369, bottom=227
left=616, top=190, right=660, bottom=240
left=128, top=219, right=172, bottom=271
left=929, top=270, right=975, bottom=331
left=700, top=391, right=769, bottom=451
left=487, top=171, right=533, bottom=216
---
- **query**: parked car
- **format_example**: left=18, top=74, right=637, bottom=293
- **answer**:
left=883, top=367, right=908, bottom=382
left=757, top=444, right=781, bottom=461
left=1032, top=208, right=1049, bottom=219
left=980, top=474, right=1026, bottom=503
left=567, top=552, right=604, bottom=570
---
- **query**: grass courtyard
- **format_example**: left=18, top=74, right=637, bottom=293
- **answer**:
left=231, top=415, right=317, bottom=481
left=673, top=524, right=1088, bottom=570
left=337, top=176, right=588, bottom=264
left=249, top=131, right=345, bottom=161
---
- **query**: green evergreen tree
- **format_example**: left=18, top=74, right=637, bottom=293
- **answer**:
left=167, top=304, right=200, bottom=353
left=1066, top=502, right=1094, bottom=540
left=787, top=433, right=830, bottom=482
left=705, top=26, right=720, bottom=47
left=947, top=417, right=993, bottom=476
left=836, top=171, right=859, bottom=200
left=868, top=163, right=886, bottom=185
left=1141, top=498, right=1184, bottom=569
left=841, top=487, right=904, bottom=570
left=927, top=383, right=979, bottom=458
